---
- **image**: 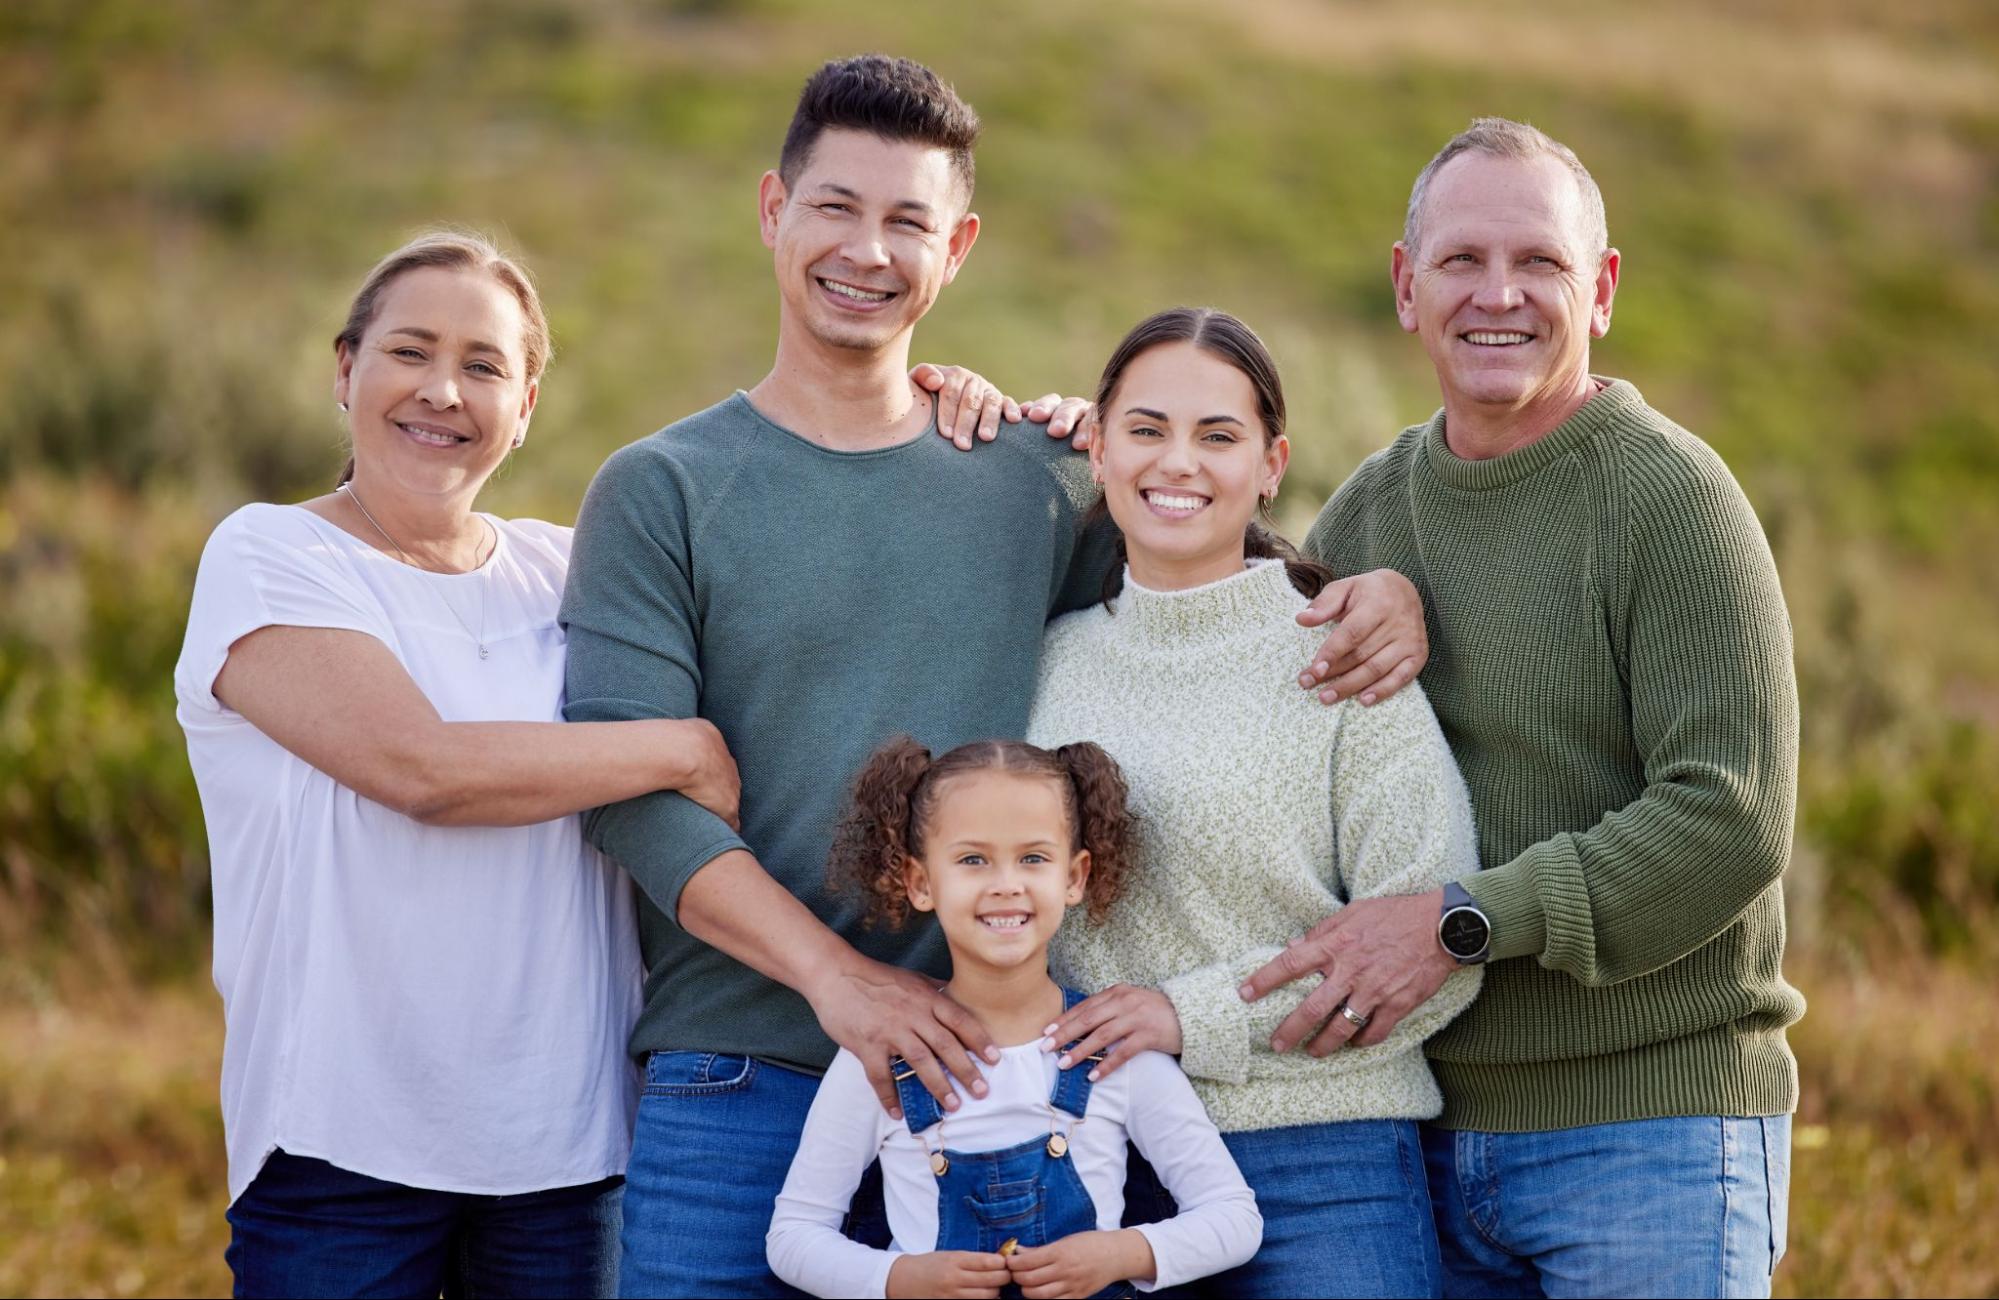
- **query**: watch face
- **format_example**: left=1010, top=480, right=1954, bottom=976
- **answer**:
left=1441, top=907, right=1490, bottom=958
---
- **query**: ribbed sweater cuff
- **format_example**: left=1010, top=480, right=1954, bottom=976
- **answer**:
left=1161, top=967, right=1253, bottom=1086
left=1464, top=862, right=1548, bottom=963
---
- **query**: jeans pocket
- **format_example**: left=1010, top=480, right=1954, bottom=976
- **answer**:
left=642, top=1050, right=758, bottom=1097
left=1763, top=1116, right=1792, bottom=1271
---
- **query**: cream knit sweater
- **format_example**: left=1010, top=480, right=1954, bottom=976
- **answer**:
left=1028, top=560, right=1483, bottom=1133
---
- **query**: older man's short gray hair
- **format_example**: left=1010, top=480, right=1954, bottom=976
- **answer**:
left=1404, top=118, right=1609, bottom=262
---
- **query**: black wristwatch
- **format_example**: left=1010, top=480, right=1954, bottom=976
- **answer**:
left=1438, top=881, right=1492, bottom=965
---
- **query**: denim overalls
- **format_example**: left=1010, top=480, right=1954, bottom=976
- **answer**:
left=893, top=988, right=1130, bottom=1299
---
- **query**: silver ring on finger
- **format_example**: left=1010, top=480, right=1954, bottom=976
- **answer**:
left=1338, top=1002, right=1371, bottom=1031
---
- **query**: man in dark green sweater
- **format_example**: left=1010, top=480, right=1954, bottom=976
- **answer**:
left=1247, top=119, right=1803, bottom=1297
left=560, top=55, right=1429, bottom=1296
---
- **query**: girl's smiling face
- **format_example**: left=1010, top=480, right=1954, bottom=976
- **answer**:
left=1092, top=340, right=1289, bottom=591
left=902, top=771, right=1090, bottom=977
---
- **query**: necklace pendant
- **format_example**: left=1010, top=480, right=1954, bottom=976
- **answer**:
left=1046, top=1132, right=1069, bottom=1159
left=929, top=1151, right=950, bottom=1177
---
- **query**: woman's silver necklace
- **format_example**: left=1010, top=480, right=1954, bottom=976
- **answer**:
left=337, top=483, right=494, bottom=661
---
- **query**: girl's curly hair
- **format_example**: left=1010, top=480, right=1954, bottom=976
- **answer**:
left=827, top=736, right=1136, bottom=930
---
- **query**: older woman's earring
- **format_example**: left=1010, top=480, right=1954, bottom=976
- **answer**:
left=337, top=401, right=349, bottom=413
left=512, top=434, right=526, bottom=449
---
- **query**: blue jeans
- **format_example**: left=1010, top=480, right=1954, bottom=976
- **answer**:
left=619, top=1051, right=889, bottom=1299
left=1205, top=1119, right=1441, bottom=1299
left=1423, top=1116, right=1792, bottom=1299
left=225, top=1149, right=622, bottom=1298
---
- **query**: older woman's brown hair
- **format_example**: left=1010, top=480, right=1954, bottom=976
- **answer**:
left=333, top=230, right=552, bottom=486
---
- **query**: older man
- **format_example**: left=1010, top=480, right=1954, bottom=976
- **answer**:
left=1250, top=118, right=1803, bottom=1297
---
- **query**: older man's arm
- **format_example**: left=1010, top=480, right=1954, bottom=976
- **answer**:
left=1460, top=450, right=1797, bottom=981
left=1253, top=444, right=1796, bottom=1043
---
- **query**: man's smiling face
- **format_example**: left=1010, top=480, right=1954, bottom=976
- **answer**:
left=761, top=127, right=978, bottom=355
left=1395, top=151, right=1617, bottom=419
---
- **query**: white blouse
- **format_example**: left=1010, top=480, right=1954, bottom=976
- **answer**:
left=174, top=503, right=642, bottom=1203
left=767, top=1042, right=1262, bottom=1298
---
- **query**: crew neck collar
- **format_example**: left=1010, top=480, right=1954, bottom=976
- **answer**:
left=730, top=390, right=940, bottom=459
left=1422, top=377, right=1641, bottom=492
left=1114, top=558, right=1298, bottom=646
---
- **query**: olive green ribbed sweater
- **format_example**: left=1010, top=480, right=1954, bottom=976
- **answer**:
left=1304, top=379, right=1804, bottom=1133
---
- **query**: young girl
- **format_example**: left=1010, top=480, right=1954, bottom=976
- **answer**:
left=766, top=737, right=1262, bottom=1299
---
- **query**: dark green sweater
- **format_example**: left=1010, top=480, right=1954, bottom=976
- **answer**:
left=1305, top=379, right=1803, bottom=1132
left=561, top=394, right=1113, bottom=1074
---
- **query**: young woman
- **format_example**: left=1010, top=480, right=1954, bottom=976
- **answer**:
left=174, top=230, right=1033, bottom=1297
left=1025, top=308, right=1484, bottom=1298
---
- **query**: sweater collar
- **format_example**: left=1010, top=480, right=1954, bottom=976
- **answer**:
left=1115, top=558, right=1299, bottom=646
left=1421, top=376, right=1642, bottom=491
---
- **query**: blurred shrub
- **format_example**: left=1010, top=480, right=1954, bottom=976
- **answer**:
left=1808, top=722, right=1999, bottom=953
left=0, top=477, right=213, bottom=979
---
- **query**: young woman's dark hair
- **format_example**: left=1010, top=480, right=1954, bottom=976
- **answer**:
left=1086, top=307, right=1335, bottom=606
left=827, top=736, right=1135, bottom=930
left=779, top=54, right=981, bottom=199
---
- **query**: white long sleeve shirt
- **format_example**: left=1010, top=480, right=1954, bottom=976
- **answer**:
left=767, top=1042, right=1261, bottom=1298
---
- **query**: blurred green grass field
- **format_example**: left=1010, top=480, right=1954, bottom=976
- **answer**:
left=3, top=0, right=1997, bottom=1294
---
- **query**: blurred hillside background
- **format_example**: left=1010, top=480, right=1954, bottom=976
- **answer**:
left=2, top=0, right=1996, bottom=1294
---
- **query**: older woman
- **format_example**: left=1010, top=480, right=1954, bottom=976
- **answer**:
left=175, top=230, right=1057, bottom=1297
left=174, top=232, right=724, bottom=1297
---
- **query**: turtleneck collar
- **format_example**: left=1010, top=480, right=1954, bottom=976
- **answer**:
left=1114, top=558, right=1302, bottom=647
left=1422, top=377, right=1642, bottom=492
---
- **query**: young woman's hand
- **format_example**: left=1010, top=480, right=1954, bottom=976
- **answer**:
left=658, top=717, right=742, bottom=830
left=1039, top=983, right=1182, bottom=1081
left=1007, top=1229, right=1155, bottom=1299
left=887, top=1249, right=1010, bottom=1299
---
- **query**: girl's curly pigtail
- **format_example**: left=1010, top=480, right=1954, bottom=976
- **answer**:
left=827, top=735, right=934, bottom=930
left=1055, top=741, right=1137, bottom=923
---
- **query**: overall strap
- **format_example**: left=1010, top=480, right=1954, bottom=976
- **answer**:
left=892, top=1058, right=945, bottom=1136
left=1050, top=987, right=1099, bottom=1120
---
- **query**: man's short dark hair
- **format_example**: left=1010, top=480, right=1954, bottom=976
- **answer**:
left=778, top=55, right=980, bottom=201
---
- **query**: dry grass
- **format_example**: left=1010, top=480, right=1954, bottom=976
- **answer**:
left=2, top=948, right=1994, bottom=1298
left=1777, top=947, right=1999, bottom=1296
left=0, top=983, right=227, bottom=1298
